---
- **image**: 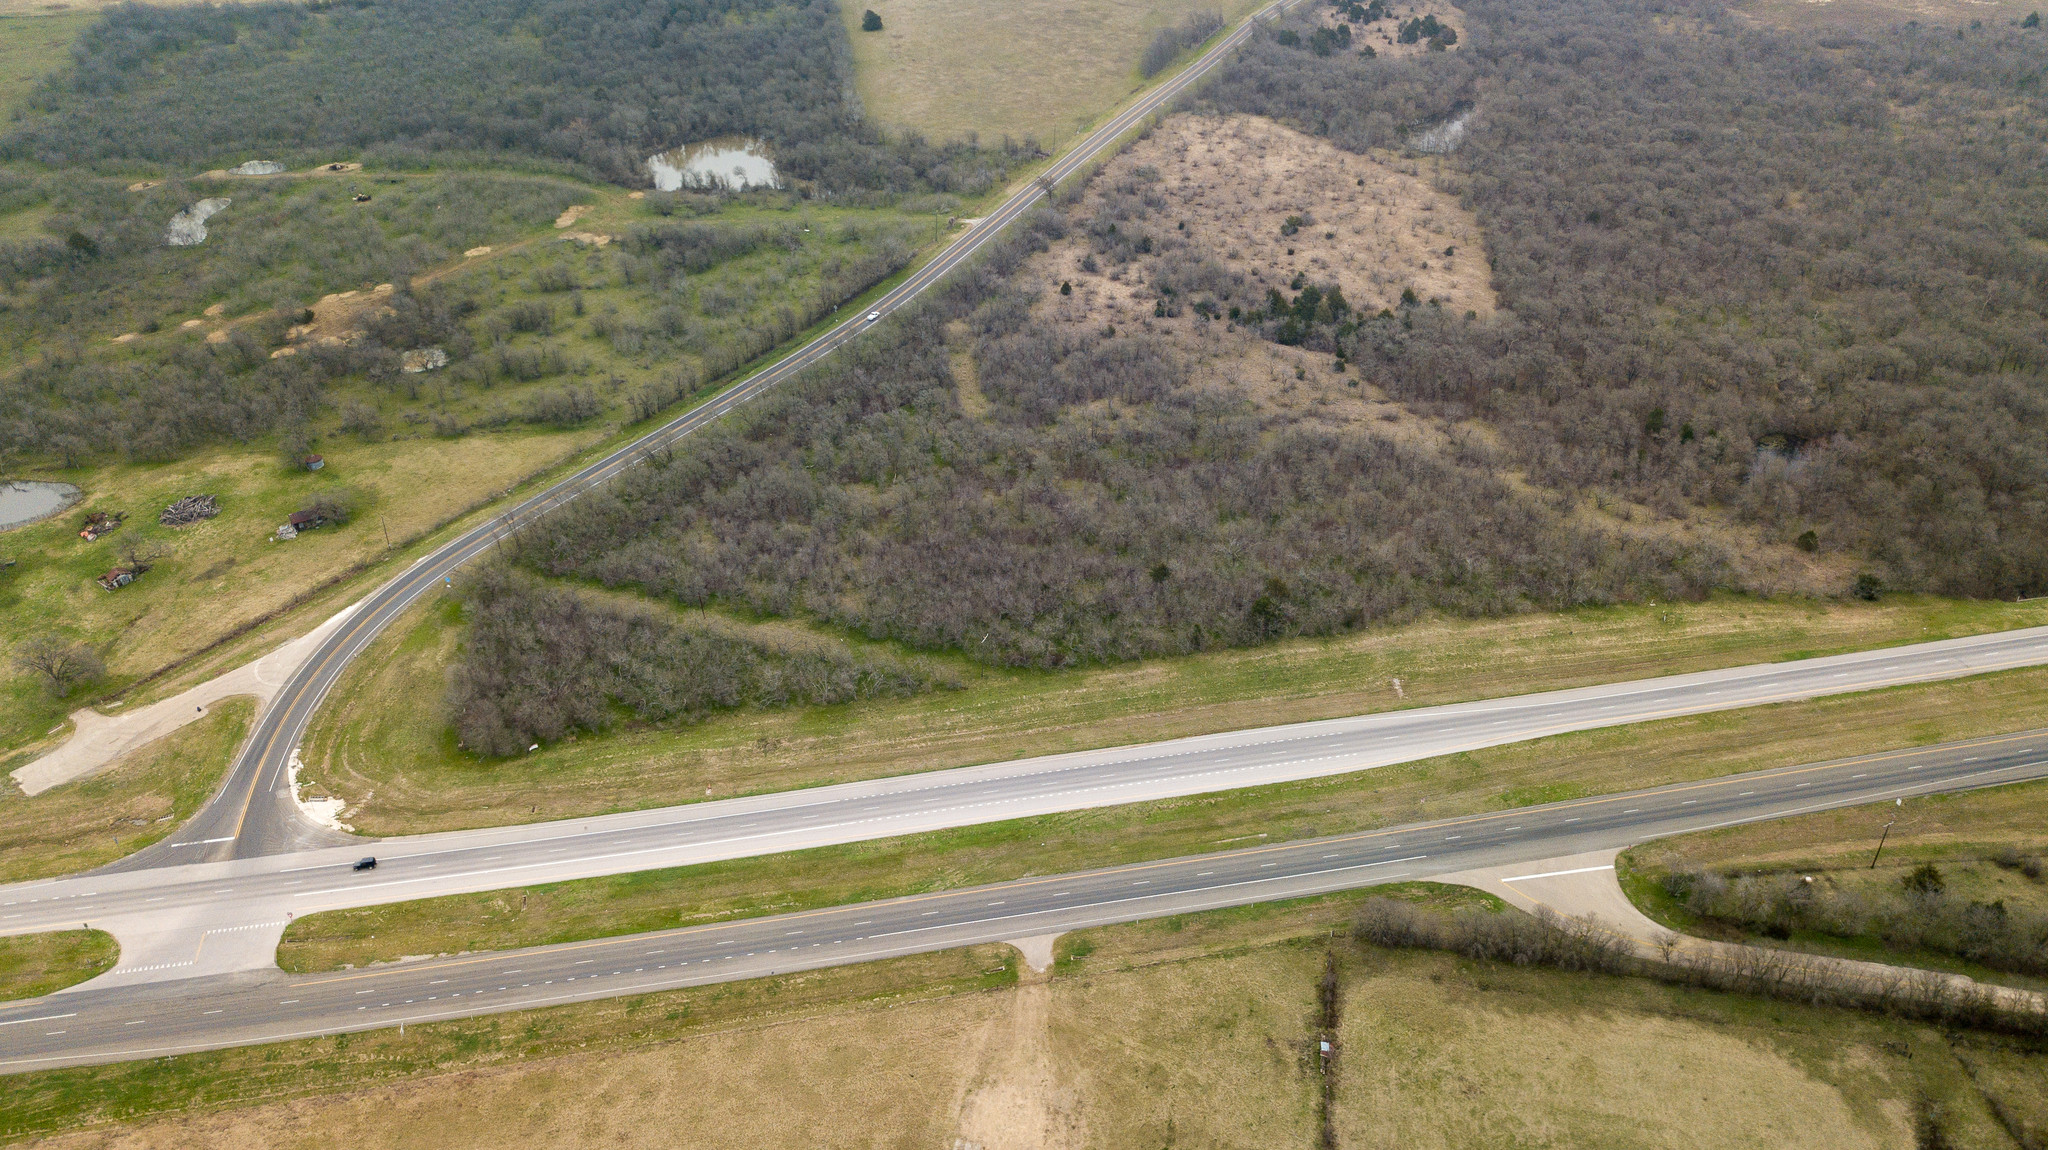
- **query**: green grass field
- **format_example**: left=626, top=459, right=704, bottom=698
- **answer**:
left=0, top=10, right=94, bottom=118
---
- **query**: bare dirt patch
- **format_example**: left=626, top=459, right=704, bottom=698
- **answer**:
left=285, top=282, right=397, bottom=349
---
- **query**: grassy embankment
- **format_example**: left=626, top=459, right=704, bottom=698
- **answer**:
left=842, top=0, right=1263, bottom=149
left=0, top=931, right=117, bottom=1002
left=0, top=179, right=942, bottom=762
left=16, top=890, right=2048, bottom=1147
left=301, top=590, right=2048, bottom=834
left=1622, top=780, right=2048, bottom=988
left=279, top=595, right=2048, bottom=971
left=0, top=698, right=252, bottom=883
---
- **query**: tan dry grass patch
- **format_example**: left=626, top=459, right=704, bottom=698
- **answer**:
left=1338, top=969, right=1903, bottom=1148
left=35, top=991, right=1004, bottom=1150
left=841, top=0, right=1265, bottom=149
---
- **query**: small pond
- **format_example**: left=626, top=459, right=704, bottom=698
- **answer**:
left=647, top=137, right=780, bottom=192
left=0, top=480, right=83, bottom=531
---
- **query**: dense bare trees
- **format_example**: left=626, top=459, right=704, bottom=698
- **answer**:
left=1202, top=0, right=2048, bottom=595
left=510, top=209, right=1723, bottom=669
left=449, top=568, right=948, bottom=754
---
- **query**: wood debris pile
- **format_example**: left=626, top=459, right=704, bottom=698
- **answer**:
left=160, top=494, right=220, bottom=526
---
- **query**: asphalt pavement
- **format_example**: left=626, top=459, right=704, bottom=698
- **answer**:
left=3, top=727, right=2041, bottom=1072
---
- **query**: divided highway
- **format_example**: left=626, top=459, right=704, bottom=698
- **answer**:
left=3, top=624, right=2045, bottom=985
left=4, top=728, right=2042, bottom=1072
left=127, top=0, right=1300, bottom=868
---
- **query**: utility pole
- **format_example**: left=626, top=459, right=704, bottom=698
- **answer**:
left=1869, top=799, right=1902, bottom=868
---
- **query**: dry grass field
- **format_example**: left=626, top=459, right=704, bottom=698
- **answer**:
left=29, top=895, right=2048, bottom=1149
left=839, top=0, right=1264, bottom=149
left=0, top=699, right=251, bottom=882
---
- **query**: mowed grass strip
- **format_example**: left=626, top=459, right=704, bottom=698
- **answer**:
left=23, top=890, right=2048, bottom=1147
left=0, top=931, right=117, bottom=1001
left=0, top=698, right=253, bottom=884
left=299, top=592, right=2048, bottom=837
left=279, top=662, right=2048, bottom=971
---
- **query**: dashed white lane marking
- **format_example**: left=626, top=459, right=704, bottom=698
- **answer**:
left=0, top=1013, right=74, bottom=1028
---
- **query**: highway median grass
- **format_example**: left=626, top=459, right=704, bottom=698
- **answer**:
left=0, top=698, right=253, bottom=884
left=279, top=662, right=2048, bottom=972
left=0, top=931, right=117, bottom=1002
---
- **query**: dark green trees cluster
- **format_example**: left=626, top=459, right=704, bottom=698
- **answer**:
left=861, top=9, right=883, bottom=31
left=1396, top=14, right=1456, bottom=47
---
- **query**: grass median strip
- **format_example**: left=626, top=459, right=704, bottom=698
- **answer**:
left=279, top=663, right=2048, bottom=972
left=0, top=931, right=118, bottom=1002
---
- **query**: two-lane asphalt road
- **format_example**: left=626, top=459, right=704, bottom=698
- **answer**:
left=4, top=728, right=2042, bottom=1072
left=113, top=0, right=1299, bottom=869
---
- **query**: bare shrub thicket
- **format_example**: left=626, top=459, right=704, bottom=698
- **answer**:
left=448, top=568, right=950, bottom=755
left=1141, top=10, right=1226, bottom=77
left=1202, top=0, right=2048, bottom=596
left=1662, top=863, right=2048, bottom=979
left=513, top=209, right=1723, bottom=669
left=1352, top=897, right=2047, bottom=1039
